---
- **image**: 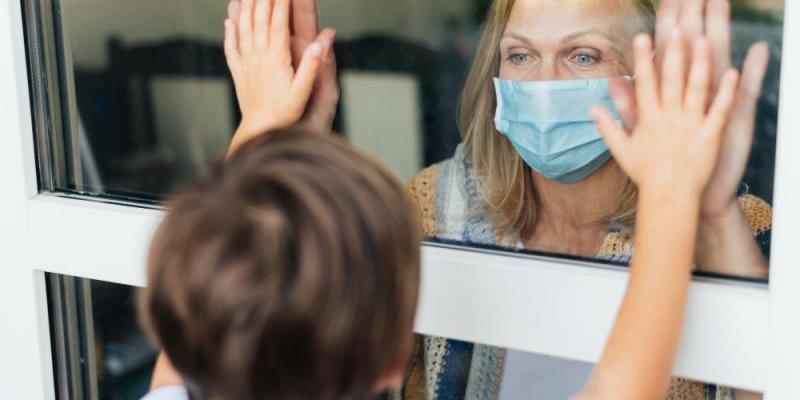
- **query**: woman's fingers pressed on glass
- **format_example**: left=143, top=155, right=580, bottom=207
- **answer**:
left=721, top=43, right=768, bottom=146
left=738, top=43, right=770, bottom=107
left=706, top=0, right=733, bottom=87
left=270, top=0, right=291, bottom=64
left=292, top=0, right=320, bottom=42
left=684, top=38, right=711, bottom=116
left=662, top=28, right=686, bottom=112
left=655, top=0, right=681, bottom=68
left=291, top=35, right=326, bottom=105
left=704, top=69, right=740, bottom=137
left=679, top=0, right=705, bottom=43
left=228, top=1, right=241, bottom=28
left=633, top=34, right=659, bottom=114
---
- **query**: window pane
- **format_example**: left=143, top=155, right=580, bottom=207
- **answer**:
left=46, top=274, right=156, bottom=400
left=29, top=3, right=782, bottom=399
left=28, top=0, right=783, bottom=279
left=26, top=1, right=781, bottom=278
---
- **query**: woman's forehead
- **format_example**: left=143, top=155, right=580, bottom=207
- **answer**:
left=505, top=0, right=633, bottom=39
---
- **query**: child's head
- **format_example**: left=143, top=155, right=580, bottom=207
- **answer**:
left=139, top=129, right=421, bottom=399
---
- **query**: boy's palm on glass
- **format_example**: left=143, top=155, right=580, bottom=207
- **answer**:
left=225, top=0, right=330, bottom=145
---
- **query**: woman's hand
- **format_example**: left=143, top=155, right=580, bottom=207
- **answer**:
left=287, top=0, right=340, bottom=133
left=656, top=0, right=770, bottom=220
left=225, top=0, right=333, bottom=154
left=610, top=0, right=771, bottom=281
left=611, top=0, right=770, bottom=218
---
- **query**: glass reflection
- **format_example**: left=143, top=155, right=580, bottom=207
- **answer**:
left=46, top=274, right=156, bottom=400
left=33, top=0, right=778, bottom=281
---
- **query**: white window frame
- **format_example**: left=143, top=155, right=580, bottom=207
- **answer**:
left=1, top=0, right=799, bottom=398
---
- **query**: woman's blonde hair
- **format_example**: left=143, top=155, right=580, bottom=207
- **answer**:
left=459, top=0, right=657, bottom=238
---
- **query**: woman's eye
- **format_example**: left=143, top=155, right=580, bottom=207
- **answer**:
left=508, top=53, right=531, bottom=65
left=571, top=52, right=599, bottom=66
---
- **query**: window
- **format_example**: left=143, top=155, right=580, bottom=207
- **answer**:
left=3, top=0, right=800, bottom=399
left=29, top=0, right=782, bottom=281
left=46, top=274, right=156, bottom=400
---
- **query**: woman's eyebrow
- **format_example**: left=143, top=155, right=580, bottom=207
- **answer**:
left=560, top=29, right=616, bottom=44
left=560, top=28, right=629, bottom=59
left=501, top=32, right=533, bottom=45
left=502, top=29, right=620, bottom=45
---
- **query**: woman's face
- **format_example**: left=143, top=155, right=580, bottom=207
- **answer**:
left=498, top=0, right=637, bottom=81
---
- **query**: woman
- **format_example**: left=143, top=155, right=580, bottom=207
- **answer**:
left=402, top=0, right=771, bottom=398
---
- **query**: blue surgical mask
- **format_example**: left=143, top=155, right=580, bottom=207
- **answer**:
left=493, top=77, right=622, bottom=184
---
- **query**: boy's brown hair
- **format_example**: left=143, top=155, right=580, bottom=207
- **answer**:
left=139, top=129, right=421, bottom=400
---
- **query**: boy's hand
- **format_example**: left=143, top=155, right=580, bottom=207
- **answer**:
left=591, top=30, right=739, bottom=198
left=225, top=0, right=333, bottom=153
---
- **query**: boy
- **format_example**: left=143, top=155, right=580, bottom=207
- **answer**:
left=140, top=129, right=421, bottom=399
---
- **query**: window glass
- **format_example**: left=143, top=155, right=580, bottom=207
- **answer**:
left=28, top=3, right=782, bottom=396
left=26, top=0, right=784, bottom=399
left=29, top=2, right=783, bottom=399
left=27, top=0, right=782, bottom=280
left=27, top=0, right=782, bottom=282
left=46, top=274, right=157, bottom=400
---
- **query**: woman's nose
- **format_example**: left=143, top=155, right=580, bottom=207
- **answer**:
left=525, top=60, right=573, bottom=81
